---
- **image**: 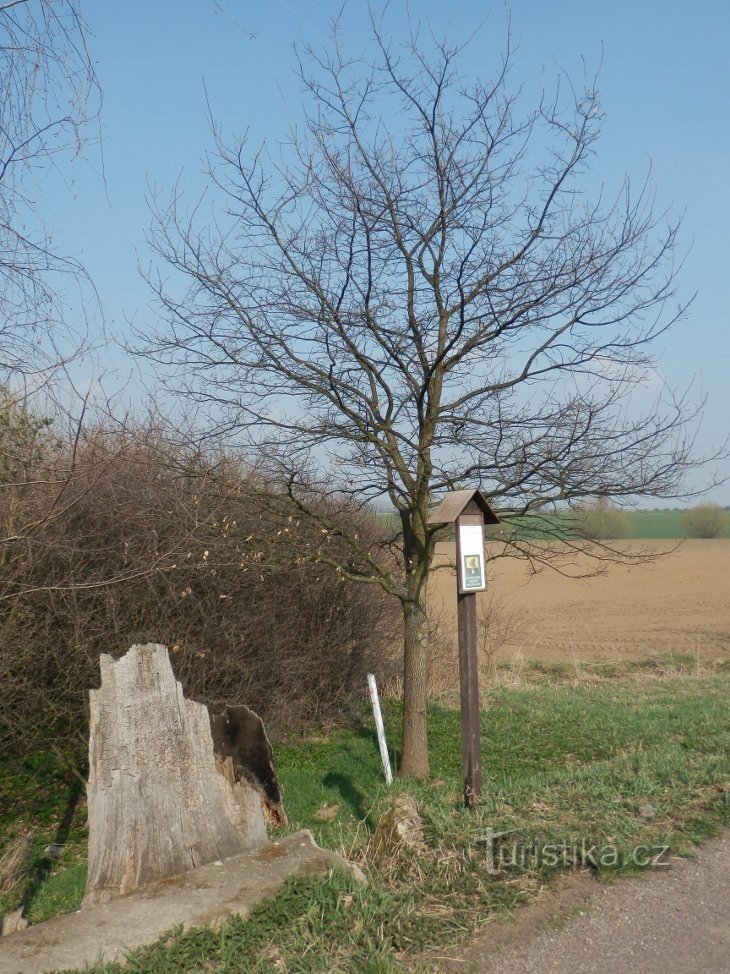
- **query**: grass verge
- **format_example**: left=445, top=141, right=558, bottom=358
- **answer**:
left=1, top=671, right=728, bottom=972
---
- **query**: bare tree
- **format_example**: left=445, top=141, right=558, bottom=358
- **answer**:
left=141, top=16, right=709, bottom=776
left=0, top=0, right=100, bottom=386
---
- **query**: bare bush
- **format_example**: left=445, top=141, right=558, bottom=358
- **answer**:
left=477, top=595, right=523, bottom=682
left=0, top=424, right=400, bottom=760
left=571, top=498, right=633, bottom=540
left=682, top=503, right=728, bottom=539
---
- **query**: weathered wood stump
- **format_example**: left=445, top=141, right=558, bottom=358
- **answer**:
left=84, top=643, right=267, bottom=905
left=209, top=705, right=287, bottom=826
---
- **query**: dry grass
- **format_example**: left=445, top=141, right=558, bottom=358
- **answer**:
left=0, top=830, right=31, bottom=894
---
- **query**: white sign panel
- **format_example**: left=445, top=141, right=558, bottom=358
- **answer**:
left=458, top=523, right=486, bottom=592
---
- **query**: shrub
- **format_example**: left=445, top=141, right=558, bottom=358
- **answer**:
left=572, top=498, right=633, bottom=540
left=682, top=503, right=728, bottom=539
left=0, top=426, right=400, bottom=760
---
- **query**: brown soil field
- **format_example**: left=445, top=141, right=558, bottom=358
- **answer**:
left=427, top=540, right=730, bottom=676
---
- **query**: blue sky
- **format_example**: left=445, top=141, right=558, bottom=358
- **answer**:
left=37, top=1, right=729, bottom=502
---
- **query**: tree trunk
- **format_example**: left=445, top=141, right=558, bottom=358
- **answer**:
left=84, top=643, right=267, bottom=905
left=398, top=595, right=430, bottom=778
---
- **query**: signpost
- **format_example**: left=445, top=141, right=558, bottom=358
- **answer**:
left=429, top=490, right=499, bottom=807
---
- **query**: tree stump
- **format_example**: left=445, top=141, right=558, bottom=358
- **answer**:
left=84, top=643, right=267, bottom=905
left=209, top=704, right=287, bottom=826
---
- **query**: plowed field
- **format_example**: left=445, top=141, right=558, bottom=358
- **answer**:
left=428, top=540, right=730, bottom=669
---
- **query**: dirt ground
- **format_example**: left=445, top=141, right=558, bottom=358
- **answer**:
left=433, top=831, right=730, bottom=974
left=428, top=540, right=730, bottom=675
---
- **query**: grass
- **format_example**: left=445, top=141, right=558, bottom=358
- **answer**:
left=625, top=510, right=730, bottom=539
left=0, top=750, right=88, bottom=923
left=1, top=670, right=728, bottom=972
left=380, top=508, right=730, bottom=539
left=496, top=509, right=730, bottom=540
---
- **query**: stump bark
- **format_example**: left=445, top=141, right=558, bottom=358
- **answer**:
left=84, top=643, right=267, bottom=905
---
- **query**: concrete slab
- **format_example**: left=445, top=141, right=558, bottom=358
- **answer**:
left=0, top=830, right=364, bottom=974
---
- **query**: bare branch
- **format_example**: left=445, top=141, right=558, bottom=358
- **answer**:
left=135, top=12, right=722, bottom=776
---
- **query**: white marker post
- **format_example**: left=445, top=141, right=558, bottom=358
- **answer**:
left=367, top=673, right=393, bottom=785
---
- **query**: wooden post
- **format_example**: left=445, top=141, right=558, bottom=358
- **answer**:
left=457, top=590, right=482, bottom=806
left=455, top=510, right=484, bottom=807
left=429, top=490, right=498, bottom=809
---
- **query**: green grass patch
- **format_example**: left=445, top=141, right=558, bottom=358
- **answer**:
left=495, top=508, right=730, bottom=540
left=381, top=507, right=730, bottom=540
left=624, top=509, right=729, bottom=539
left=0, top=750, right=88, bottom=921
left=4, top=672, right=728, bottom=973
